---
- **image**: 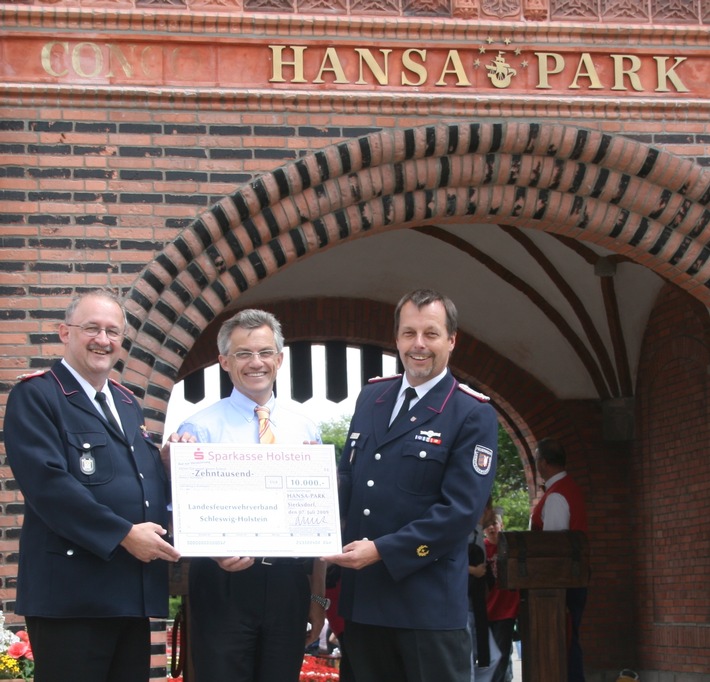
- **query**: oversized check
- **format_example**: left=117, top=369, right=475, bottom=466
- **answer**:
left=170, top=442, right=342, bottom=557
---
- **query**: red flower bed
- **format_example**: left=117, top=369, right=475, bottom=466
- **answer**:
left=300, top=655, right=340, bottom=681
left=166, top=655, right=339, bottom=681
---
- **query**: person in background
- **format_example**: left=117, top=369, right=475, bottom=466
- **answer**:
left=4, top=289, right=190, bottom=682
left=324, top=288, right=498, bottom=682
left=177, top=308, right=326, bottom=682
left=468, top=503, right=501, bottom=682
left=531, top=437, right=589, bottom=682
left=484, top=514, right=520, bottom=682
left=324, top=564, right=354, bottom=682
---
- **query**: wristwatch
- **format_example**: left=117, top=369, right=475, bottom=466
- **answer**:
left=311, top=594, right=331, bottom=609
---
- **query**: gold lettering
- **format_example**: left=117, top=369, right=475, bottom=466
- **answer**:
left=35, top=40, right=697, bottom=96
left=167, top=47, right=182, bottom=81
left=355, top=48, right=391, bottom=85
left=569, top=53, right=603, bottom=90
left=654, top=56, right=689, bottom=93
left=140, top=45, right=159, bottom=80
left=535, top=52, right=564, bottom=89
left=71, top=42, right=104, bottom=79
left=435, top=50, right=471, bottom=86
left=313, top=47, right=349, bottom=84
left=611, top=54, right=643, bottom=91
left=41, top=41, right=69, bottom=77
left=166, top=45, right=208, bottom=82
left=401, top=49, right=427, bottom=86
left=269, top=45, right=307, bottom=84
left=106, top=44, right=133, bottom=78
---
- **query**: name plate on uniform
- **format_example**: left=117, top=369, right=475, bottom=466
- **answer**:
left=170, top=443, right=341, bottom=557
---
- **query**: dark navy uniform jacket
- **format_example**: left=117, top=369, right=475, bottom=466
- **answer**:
left=338, top=370, right=497, bottom=630
left=4, top=361, right=171, bottom=618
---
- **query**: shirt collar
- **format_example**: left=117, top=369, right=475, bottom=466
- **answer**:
left=400, top=367, right=448, bottom=401
left=228, top=388, right=276, bottom=422
left=544, top=471, right=567, bottom=489
left=61, top=359, right=110, bottom=405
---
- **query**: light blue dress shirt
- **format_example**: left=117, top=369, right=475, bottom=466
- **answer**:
left=177, top=388, right=321, bottom=445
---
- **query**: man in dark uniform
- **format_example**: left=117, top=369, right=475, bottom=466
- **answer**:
left=4, top=289, right=192, bottom=682
left=324, top=289, right=498, bottom=682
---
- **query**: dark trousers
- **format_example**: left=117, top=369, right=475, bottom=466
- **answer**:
left=26, top=615, right=150, bottom=682
left=189, top=557, right=310, bottom=682
left=566, top=587, right=587, bottom=682
left=335, top=628, right=355, bottom=682
left=345, top=620, right=471, bottom=682
left=488, top=618, right=515, bottom=682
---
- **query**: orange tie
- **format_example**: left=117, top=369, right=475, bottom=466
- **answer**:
left=255, top=405, right=276, bottom=444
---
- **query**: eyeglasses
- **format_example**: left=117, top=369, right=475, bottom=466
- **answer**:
left=66, top=324, right=124, bottom=341
left=228, top=349, right=279, bottom=362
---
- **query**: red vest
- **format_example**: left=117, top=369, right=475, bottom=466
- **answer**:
left=530, top=473, right=588, bottom=532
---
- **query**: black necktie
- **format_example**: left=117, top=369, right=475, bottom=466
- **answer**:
left=95, top=391, right=122, bottom=433
left=390, top=386, right=418, bottom=428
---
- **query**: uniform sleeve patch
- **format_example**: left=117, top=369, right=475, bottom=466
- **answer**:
left=473, top=444, right=493, bottom=475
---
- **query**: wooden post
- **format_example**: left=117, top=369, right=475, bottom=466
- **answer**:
left=498, top=531, right=590, bottom=682
left=519, top=588, right=567, bottom=682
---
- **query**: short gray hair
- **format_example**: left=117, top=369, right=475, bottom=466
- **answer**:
left=65, top=289, right=126, bottom=326
left=217, top=309, right=284, bottom=355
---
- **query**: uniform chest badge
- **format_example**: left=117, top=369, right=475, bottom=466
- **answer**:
left=80, top=453, right=96, bottom=475
left=415, top=430, right=442, bottom=445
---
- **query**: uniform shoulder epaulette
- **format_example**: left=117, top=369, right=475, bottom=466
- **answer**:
left=109, top=377, right=135, bottom=395
left=17, top=369, right=48, bottom=381
left=458, top=383, right=490, bottom=402
left=368, top=373, right=402, bottom=384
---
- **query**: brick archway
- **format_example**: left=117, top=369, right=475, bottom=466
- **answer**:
left=121, top=120, right=710, bottom=436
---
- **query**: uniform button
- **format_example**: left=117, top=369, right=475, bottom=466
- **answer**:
left=367, top=480, right=374, bottom=487
left=363, top=537, right=369, bottom=541
left=363, top=509, right=371, bottom=516
left=139, top=473, right=145, bottom=479
left=419, top=451, right=427, bottom=458
left=66, top=549, right=74, bottom=556
left=83, top=443, right=91, bottom=450
left=374, top=453, right=381, bottom=460
left=145, top=500, right=150, bottom=507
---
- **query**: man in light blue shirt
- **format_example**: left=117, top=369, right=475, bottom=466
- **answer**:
left=178, top=308, right=326, bottom=682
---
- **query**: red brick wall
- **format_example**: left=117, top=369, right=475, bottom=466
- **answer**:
left=2, top=109, right=710, bottom=681
left=2, top=7, right=710, bottom=681
left=634, top=284, right=710, bottom=675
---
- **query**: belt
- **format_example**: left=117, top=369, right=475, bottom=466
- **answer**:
left=255, top=557, right=307, bottom=567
